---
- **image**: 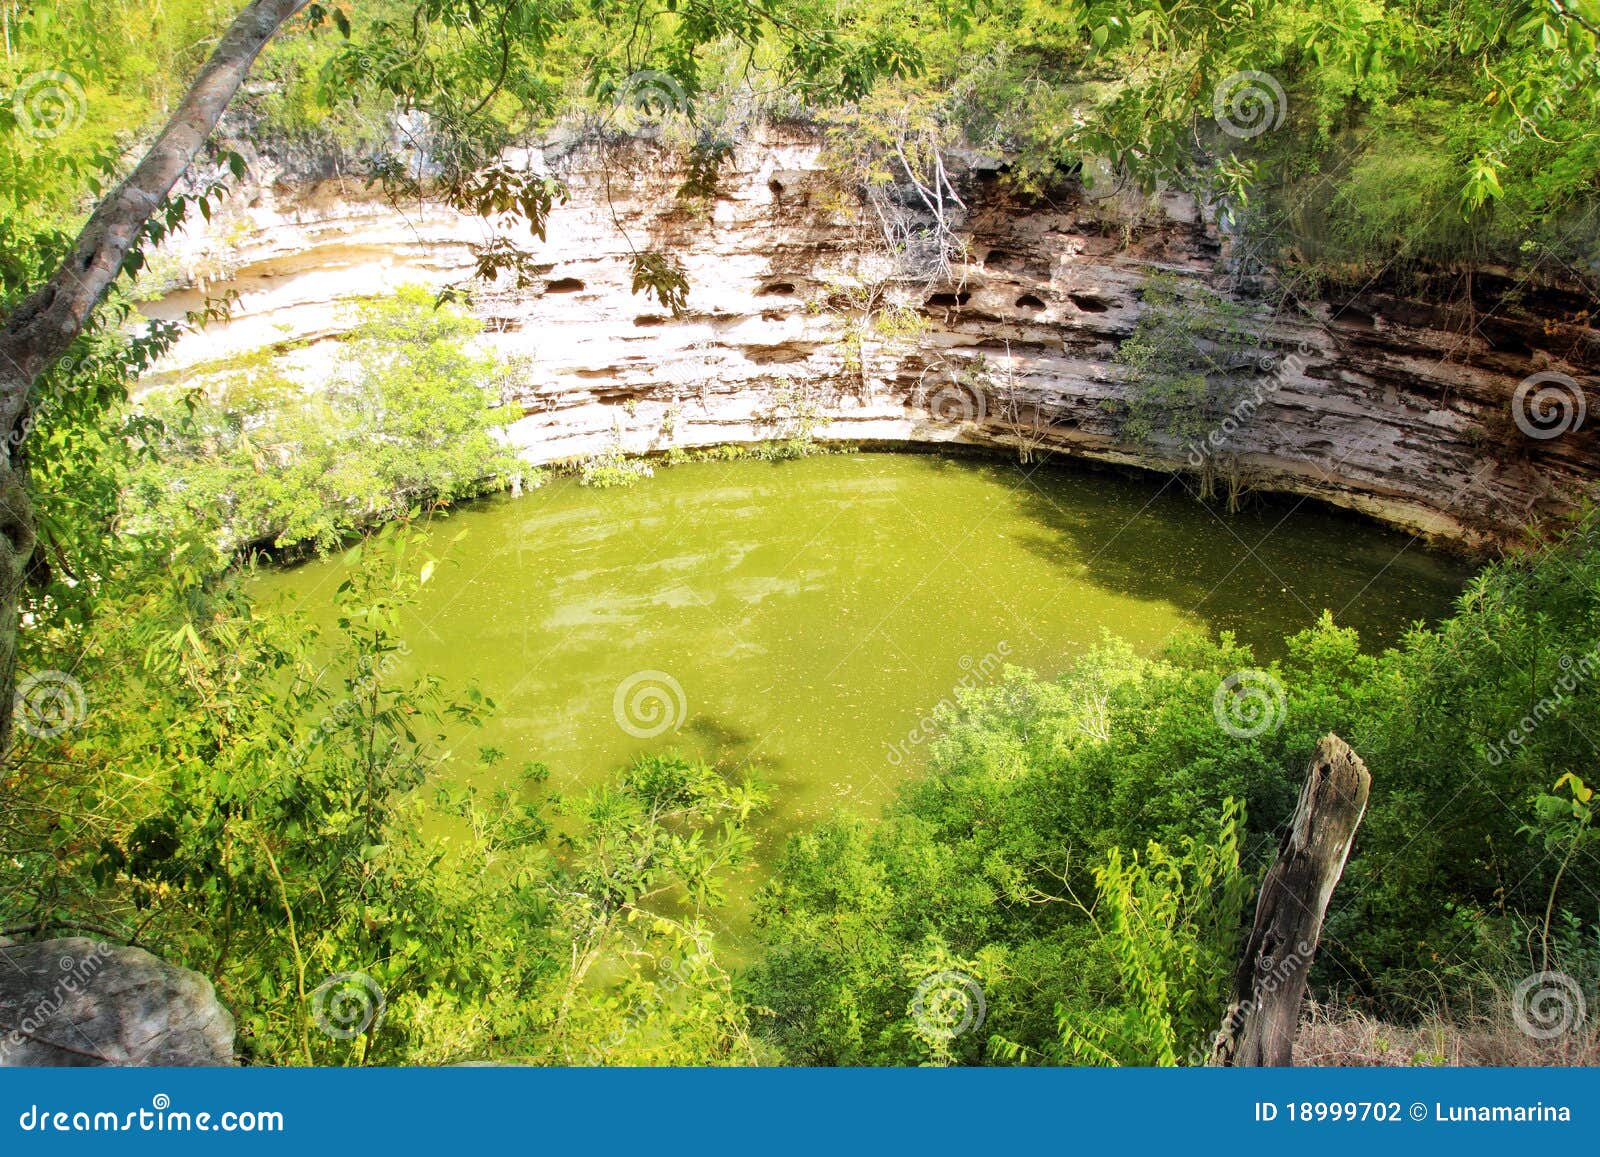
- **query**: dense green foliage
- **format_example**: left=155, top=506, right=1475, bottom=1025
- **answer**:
left=824, top=0, right=1600, bottom=278
left=1, top=0, right=235, bottom=298
left=11, top=475, right=1600, bottom=1063
left=124, top=287, right=521, bottom=557
left=9, top=1, right=1599, bottom=304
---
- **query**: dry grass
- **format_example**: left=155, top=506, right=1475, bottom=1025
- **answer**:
left=1295, top=999, right=1599, bottom=1067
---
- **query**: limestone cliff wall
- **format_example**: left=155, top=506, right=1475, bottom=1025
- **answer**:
left=141, top=127, right=1600, bottom=548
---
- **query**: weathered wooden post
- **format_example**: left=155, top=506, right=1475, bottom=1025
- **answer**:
left=1210, top=733, right=1371, bottom=1066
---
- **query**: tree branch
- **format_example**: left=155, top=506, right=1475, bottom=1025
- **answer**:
left=0, top=0, right=312, bottom=437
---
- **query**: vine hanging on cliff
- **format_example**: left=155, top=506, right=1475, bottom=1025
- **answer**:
left=630, top=252, right=691, bottom=315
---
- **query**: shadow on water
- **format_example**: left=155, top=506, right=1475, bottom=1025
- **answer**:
left=941, top=452, right=1478, bottom=655
left=680, top=713, right=788, bottom=782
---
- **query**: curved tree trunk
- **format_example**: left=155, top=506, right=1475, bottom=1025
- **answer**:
left=0, top=0, right=311, bottom=748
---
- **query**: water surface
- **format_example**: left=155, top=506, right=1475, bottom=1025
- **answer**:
left=257, top=452, right=1471, bottom=929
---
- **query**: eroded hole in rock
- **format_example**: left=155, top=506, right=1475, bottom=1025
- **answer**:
left=757, top=282, right=797, bottom=297
left=1331, top=306, right=1376, bottom=329
left=986, top=249, right=1017, bottom=268
left=1015, top=293, right=1047, bottom=310
left=746, top=344, right=810, bottom=365
left=545, top=277, right=586, bottom=293
left=768, top=178, right=785, bottom=194
left=926, top=292, right=971, bottom=308
left=634, top=315, right=668, bottom=327
left=1068, top=292, right=1111, bottom=313
left=1483, top=324, right=1533, bottom=356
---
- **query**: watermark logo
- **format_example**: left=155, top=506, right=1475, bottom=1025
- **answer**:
left=16, top=1092, right=284, bottom=1133
left=614, top=70, right=687, bottom=129
left=585, top=944, right=709, bottom=1063
left=1185, top=344, right=1314, bottom=468
left=926, top=378, right=987, bottom=424
left=1512, top=971, right=1586, bottom=1040
left=14, top=670, right=88, bottom=739
left=1212, top=669, right=1287, bottom=739
left=910, top=970, right=986, bottom=1042
left=287, top=643, right=411, bottom=767
left=885, top=642, right=1010, bottom=765
left=1205, top=938, right=1314, bottom=1065
left=12, top=70, right=86, bottom=140
left=0, top=942, right=113, bottom=1064
left=613, top=669, right=688, bottom=739
left=1212, top=71, right=1287, bottom=139
left=309, top=971, right=386, bottom=1041
left=1469, top=44, right=1600, bottom=208
left=1511, top=371, right=1586, bottom=440
left=1485, top=644, right=1600, bottom=764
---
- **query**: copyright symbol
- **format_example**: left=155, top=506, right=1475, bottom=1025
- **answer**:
left=1408, top=1102, right=1427, bottom=1122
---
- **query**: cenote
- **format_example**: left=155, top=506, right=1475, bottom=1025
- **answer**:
left=256, top=451, right=1471, bottom=900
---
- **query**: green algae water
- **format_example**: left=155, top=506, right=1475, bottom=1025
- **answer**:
left=256, top=451, right=1469, bottom=906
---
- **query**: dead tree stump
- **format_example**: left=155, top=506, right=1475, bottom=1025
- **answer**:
left=1210, top=733, right=1371, bottom=1066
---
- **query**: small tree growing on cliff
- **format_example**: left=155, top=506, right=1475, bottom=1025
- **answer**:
left=1105, top=272, right=1261, bottom=502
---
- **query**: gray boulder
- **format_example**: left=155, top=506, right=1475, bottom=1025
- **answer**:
left=0, top=937, right=235, bottom=1066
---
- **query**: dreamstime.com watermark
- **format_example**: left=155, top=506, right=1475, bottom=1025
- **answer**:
left=586, top=943, right=709, bottom=1063
left=611, top=69, right=688, bottom=131
left=885, top=642, right=1011, bottom=766
left=1477, top=44, right=1600, bottom=198
left=1511, top=371, right=1588, bottom=441
left=1484, top=640, right=1600, bottom=765
left=309, top=971, right=386, bottom=1041
left=6, top=353, right=93, bottom=453
left=1185, top=344, right=1316, bottom=469
left=1511, top=971, right=1588, bottom=1041
left=16, top=1095, right=283, bottom=1135
left=612, top=669, right=688, bottom=739
left=922, top=372, right=988, bottom=425
left=13, top=670, right=88, bottom=740
left=1212, top=668, right=1287, bottom=739
left=0, top=941, right=113, bottom=1064
left=1199, top=938, right=1313, bottom=1065
left=909, top=969, right=987, bottom=1043
left=10, top=69, right=87, bottom=140
left=287, top=643, right=412, bottom=767
left=1212, top=70, right=1287, bottom=140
